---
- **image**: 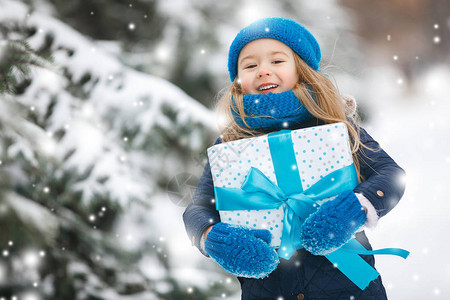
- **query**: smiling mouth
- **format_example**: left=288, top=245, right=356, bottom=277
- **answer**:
left=258, top=84, right=279, bottom=92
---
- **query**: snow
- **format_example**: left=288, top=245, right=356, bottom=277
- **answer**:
left=21, top=8, right=216, bottom=132
left=342, top=65, right=450, bottom=299
left=0, top=0, right=28, bottom=20
left=1, top=0, right=217, bottom=208
left=2, top=0, right=450, bottom=298
left=67, top=260, right=160, bottom=300
left=3, top=191, right=58, bottom=240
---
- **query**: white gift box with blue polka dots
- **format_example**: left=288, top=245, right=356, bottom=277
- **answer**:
left=207, top=122, right=354, bottom=247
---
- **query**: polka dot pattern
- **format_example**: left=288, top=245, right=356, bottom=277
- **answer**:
left=291, top=123, right=353, bottom=189
left=207, top=122, right=354, bottom=247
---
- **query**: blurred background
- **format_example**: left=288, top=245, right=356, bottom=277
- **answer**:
left=0, top=0, right=449, bottom=299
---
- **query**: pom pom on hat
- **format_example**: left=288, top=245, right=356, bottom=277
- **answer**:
left=228, top=17, right=321, bottom=82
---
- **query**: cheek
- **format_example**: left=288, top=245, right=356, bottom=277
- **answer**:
left=285, top=69, right=298, bottom=88
left=238, top=75, right=253, bottom=94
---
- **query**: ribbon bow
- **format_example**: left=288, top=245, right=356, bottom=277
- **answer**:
left=216, top=164, right=359, bottom=258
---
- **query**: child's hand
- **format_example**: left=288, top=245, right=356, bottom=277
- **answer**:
left=299, top=190, right=367, bottom=256
left=205, top=222, right=279, bottom=279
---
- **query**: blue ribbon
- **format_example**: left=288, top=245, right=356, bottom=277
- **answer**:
left=214, top=128, right=409, bottom=290
left=215, top=164, right=359, bottom=258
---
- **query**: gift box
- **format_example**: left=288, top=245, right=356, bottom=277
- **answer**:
left=207, top=122, right=356, bottom=248
left=207, top=122, right=409, bottom=290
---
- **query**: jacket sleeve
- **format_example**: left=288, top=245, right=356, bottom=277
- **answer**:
left=182, top=137, right=222, bottom=255
left=353, top=127, right=406, bottom=220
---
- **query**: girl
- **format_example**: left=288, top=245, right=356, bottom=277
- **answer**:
left=183, top=17, right=405, bottom=300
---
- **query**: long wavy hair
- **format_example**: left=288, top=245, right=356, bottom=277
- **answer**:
left=215, top=54, right=370, bottom=182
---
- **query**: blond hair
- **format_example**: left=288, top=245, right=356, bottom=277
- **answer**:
left=215, top=54, right=369, bottom=182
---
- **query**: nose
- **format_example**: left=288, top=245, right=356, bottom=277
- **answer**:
left=257, top=63, right=272, bottom=78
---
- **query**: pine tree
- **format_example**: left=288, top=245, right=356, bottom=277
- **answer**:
left=0, top=39, right=53, bottom=94
left=0, top=1, right=233, bottom=299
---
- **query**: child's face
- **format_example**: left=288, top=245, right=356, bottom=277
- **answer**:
left=237, top=39, right=298, bottom=95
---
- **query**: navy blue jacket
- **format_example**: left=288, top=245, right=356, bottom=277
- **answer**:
left=183, top=118, right=406, bottom=299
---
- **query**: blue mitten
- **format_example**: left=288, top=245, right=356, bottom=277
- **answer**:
left=299, top=190, right=367, bottom=255
left=205, top=222, right=279, bottom=278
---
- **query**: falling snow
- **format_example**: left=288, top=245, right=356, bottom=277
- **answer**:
left=1, top=0, right=449, bottom=299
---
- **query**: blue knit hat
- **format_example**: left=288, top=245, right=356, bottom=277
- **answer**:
left=228, top=17, right=321, bottom=82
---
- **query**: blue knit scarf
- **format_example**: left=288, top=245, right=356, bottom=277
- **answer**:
left=233, top=90, right=314, bottom=130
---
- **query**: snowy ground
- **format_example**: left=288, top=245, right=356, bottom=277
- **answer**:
left=156, top=65, right=450, bottom=300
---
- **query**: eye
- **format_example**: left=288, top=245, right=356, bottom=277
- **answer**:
left=273, top=60, right=284, bottom=64
left=245, top=64, right=257, bottom=69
